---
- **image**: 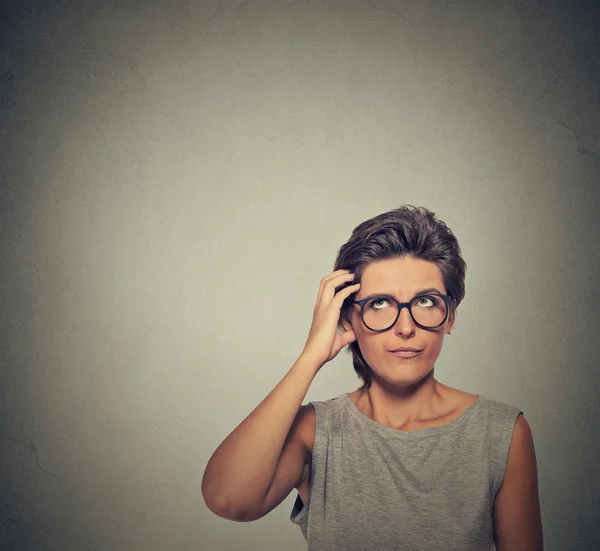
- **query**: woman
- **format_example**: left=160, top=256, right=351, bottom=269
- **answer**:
left=202, top=205, right=543, bottom=550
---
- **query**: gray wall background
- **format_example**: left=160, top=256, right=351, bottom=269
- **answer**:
left=1, top=1, right=599, bottom=550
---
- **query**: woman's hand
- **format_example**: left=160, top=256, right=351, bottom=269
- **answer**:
left=300, top=269, right=360, bottom=368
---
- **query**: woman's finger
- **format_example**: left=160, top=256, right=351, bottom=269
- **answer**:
left=315, top=269, right=352, bottom=307
left=319, top=273, right=356, bottom=306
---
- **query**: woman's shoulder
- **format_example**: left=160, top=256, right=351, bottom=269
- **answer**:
left=474, top=391, right=523, bottom=415
left=441, top=385, right=522, bottom=414
left=442, top=386, right=480, bottom=410
left=295, top=393, right=347, bottom=456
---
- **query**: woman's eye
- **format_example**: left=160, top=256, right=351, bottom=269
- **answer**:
left=415, top=296, right=434, bottom=307
left=370, top=298, right=390, bottom=309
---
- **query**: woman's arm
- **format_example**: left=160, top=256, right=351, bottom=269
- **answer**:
left=201, top=354, right=319, bottom=521
left=492, top=414, right=544, bottom=550
left=201, top=270, right=359, bottom=521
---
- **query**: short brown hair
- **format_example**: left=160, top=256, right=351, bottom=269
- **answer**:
left=333, top=205, right=467, bottom=389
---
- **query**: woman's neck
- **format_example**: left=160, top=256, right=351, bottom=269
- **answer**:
left=353, top=374, right=455, bottom=430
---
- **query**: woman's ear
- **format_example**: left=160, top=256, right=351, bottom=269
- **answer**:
left=341, top=318, right=353, bottom=333
left=446, top=310, right=455, bottom=334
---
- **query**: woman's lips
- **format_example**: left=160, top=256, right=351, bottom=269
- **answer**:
left=389, top=350, right=422, bottom=358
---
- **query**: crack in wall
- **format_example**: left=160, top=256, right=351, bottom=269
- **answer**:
left=553, top=118, right=600, bottom=161
left=0, top=433, right=62, bottom=483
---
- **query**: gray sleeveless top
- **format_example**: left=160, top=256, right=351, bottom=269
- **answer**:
left=290, top=392, right=523, bottom=550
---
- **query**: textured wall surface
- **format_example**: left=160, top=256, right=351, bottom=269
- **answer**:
left=1, top=1, right=599, bottom=550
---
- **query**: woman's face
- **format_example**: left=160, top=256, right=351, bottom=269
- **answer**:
left=344, top=256, right=454, bottom=389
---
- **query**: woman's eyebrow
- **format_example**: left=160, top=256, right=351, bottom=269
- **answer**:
left=414, top=287, right=444, bottom=295
left=361, top=287, right=444, bottom=298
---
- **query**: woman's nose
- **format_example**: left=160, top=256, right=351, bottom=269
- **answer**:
left=393, top=305, right=416, bottom=336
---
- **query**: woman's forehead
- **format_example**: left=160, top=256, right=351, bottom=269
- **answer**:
left=360, top=257, right=444, bottom=292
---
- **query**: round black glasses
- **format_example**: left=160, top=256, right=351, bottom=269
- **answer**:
left=352, top=293, right=451, bottom=332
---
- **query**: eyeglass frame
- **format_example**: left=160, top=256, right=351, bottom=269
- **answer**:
left=351, top=292, right=452, bottom=332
